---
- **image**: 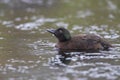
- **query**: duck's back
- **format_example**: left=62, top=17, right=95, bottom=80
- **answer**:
left=56, top=34, right=112, bottom=52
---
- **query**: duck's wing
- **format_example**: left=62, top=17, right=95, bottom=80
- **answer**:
left=85, top=34, right=112, bottom=50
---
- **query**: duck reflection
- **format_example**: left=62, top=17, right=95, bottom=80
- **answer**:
left=57, top=50, right=72, bottom=65
left=49, top=50, right=85, bottom=65
left=49, top=49, right=113, bottom=66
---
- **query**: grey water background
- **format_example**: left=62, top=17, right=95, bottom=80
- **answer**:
left=0, top=0, right=120, bottom=80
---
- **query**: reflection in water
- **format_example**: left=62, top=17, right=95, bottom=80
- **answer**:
left=49, top=48, right=120, bottom=65
left=48, top=48, right=120, bottom=80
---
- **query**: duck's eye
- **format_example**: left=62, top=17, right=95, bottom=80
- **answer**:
left=59, top=30, right=63, bottom=33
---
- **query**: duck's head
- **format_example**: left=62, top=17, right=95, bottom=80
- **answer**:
left=47, top=27, right=71, bottom=42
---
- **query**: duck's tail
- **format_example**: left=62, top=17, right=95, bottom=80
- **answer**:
left=100, top=39, right=113, bottom=50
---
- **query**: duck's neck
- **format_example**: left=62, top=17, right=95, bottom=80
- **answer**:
left=59, top=37, right=71, bottom=42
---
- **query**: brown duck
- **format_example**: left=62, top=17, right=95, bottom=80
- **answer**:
left=47, top=27, right=112, bottom=52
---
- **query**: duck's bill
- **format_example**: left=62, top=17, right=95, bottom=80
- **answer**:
left=47, top=29, right=55, bottom=34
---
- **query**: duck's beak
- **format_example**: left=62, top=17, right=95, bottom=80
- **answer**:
left=47, top=29, right=56, bottom=34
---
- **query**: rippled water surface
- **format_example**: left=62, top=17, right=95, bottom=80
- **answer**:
left=0, top=0, right=120, bottom=80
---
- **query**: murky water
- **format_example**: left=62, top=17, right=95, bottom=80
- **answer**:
left=0, top=0, right=120, bottom=80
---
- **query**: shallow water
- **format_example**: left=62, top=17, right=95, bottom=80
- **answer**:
left=0, top=0, right=120, bottom=80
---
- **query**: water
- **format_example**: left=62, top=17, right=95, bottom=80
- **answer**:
left=0, top=0, right=120, bottom=80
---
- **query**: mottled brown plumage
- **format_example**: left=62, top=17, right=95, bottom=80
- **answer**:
left=47, top=27, right=112, bottom=52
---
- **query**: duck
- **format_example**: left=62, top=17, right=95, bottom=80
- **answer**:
left=47, top=27, right=112, bottom=53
